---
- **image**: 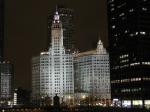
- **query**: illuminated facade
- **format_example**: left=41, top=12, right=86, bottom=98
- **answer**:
left=32, top=10, right=74, bottom=104
left=107, top=0, right=150, bottom=108
left=0, top=62, right=13, bottom=105
left=74, top=40, right=111, bottom=104
left=48, top=6, right=74, bottom=51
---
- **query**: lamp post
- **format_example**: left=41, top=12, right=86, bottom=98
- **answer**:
left=81, top=95, right=86, bottom=105
left=68, top=95, right=71, bottom=106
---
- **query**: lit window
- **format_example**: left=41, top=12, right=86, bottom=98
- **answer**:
left=142, top=62, right=150, bottom=65
left=112, top=25, right=115, bottom=29
left=111, top=8, right=115, bottom=11
left=140, top=32, right=146, bottom=35
left=119, top=54, right=128, bottom=58
left=114, top=34, right=118, bottom=37
left=112, top=17, right=115, bottom=20
left=120, top=59, right=129, bottom=63
left=125, top=30, right=128, bottom=33
left=129, top=9, right=134, bottom=12
left=133, top=100, right=143, bottom=106
left=142, top=7, right=147, bottom=11
left=119, top=13, right=125, bottom=17
left=131, top=78, right=141, bottom=82
left=117, top=3, right=126, bottom=8
left=129, top=33, right=134, bottom=37
left=130, top=62, right=140, bottom=66
left=111, top=4, right=114, bottom=7
left=135, top=32, right=138, bottom=35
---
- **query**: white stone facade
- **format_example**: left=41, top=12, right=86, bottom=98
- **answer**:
left=74, top=40, right=111, bottom=100
left=32, top=11, right=74, bottom=103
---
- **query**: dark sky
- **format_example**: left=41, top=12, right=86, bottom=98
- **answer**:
left=4, top=0, right=107, bottom=90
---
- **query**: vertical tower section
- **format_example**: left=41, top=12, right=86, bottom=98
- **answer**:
left=50, top=10, right=64, bottom=98
left=48, top=6, right=74, bottom=51
left=49, top=10, right=74, bottom=103
left=51, top=10, right=64, bottom=55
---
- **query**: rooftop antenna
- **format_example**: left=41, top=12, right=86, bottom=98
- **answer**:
left=56, top=5, right=58, bottom=12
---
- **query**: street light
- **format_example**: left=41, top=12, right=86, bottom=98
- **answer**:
left=82, top=95, right=86, bottom=99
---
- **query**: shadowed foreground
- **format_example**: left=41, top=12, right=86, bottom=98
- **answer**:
left=1, top=106, right=150, bottom=112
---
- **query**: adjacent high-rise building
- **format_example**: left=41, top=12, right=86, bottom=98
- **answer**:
left=0, top=0, right=4, bottom=61
left=74, top=40, right=111, bottom=105
left=48, top=6, right=74, bottom=51
left=0, top=62, right=13, bottom=105
left=32, top=10, right=74, bottom=105
left=13, top=88, right=31, bottom=106
left=0, top=0, right=14, bottom=106
left=107, top=0, right=150, bottom=108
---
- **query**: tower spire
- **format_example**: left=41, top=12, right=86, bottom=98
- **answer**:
left=56, top=5, right=58, bottom=12
left=96, top=37, right=106, bottom=54
left=53, top=5, right=60, bottom=23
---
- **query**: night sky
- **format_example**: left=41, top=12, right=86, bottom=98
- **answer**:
left=4, top=0, right=107, bottom=90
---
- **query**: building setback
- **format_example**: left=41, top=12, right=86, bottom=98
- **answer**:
left=32, top=10, right=74, bottom=105
left=107, top=0, right=150, bottom=108
left=74, top=40, right=111, bottom=105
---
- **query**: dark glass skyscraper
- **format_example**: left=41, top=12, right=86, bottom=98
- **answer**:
left=48, top=6, right=74, bottom=51
left=107, top=0, right=150, bottom=108
left=0, top=0, right=4, bottom=61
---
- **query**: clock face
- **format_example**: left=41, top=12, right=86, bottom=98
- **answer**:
left=54, top=15, right=59, bottom=21
left=54, top=11, right=60, bottom=21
